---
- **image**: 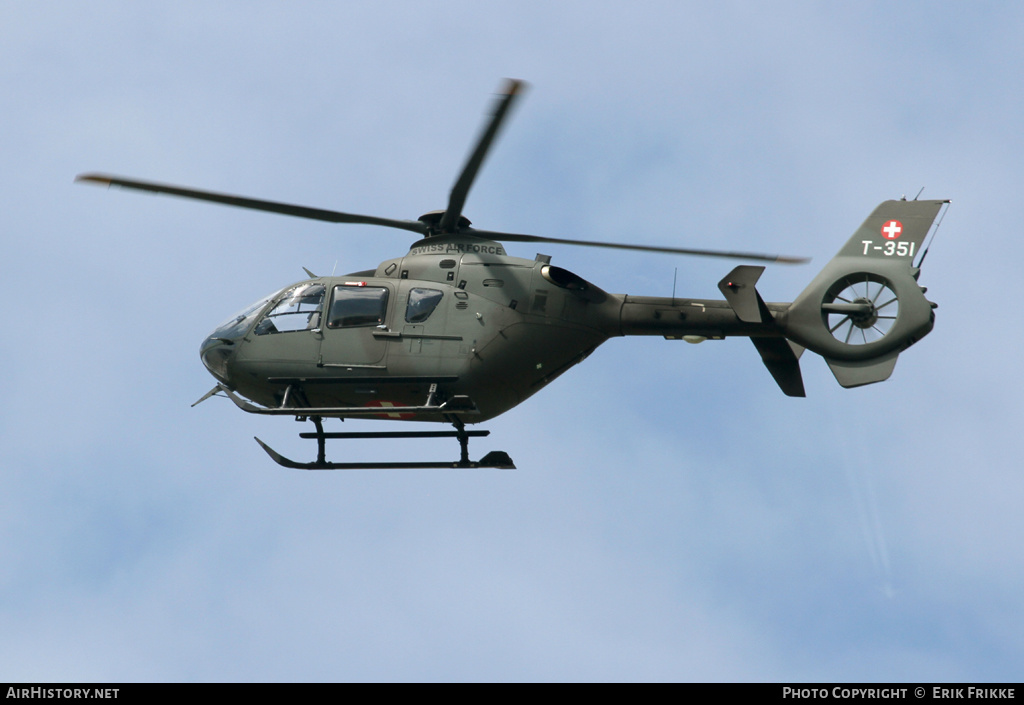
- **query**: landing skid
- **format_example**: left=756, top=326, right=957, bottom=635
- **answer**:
left=254, top=417, right=516, bottom=471
left=201, top=382, right=514, bottom=470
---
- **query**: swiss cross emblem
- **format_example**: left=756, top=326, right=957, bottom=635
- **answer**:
left=366, top=400, right=412, bottom=419
left=881, top=220, right=903, bottom=240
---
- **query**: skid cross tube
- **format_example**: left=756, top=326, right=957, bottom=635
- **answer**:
left=298, top=430, right=491, bottom=440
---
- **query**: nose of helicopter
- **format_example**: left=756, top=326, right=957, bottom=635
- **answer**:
left=200, top=293, right=275, bottom=386
left=200, top=334, right=236, bottom=385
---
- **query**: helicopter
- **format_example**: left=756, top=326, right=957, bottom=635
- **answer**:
left=77, top=79, right=948, bottom=470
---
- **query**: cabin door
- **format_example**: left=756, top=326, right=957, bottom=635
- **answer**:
left=317, top=283, right=392, bottom=368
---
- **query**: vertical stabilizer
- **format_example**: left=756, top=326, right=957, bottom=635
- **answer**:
left=780, top=199, right=946, bottom=388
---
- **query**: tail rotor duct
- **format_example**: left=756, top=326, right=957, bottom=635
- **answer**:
left=822, top=273, right=900, bottom=346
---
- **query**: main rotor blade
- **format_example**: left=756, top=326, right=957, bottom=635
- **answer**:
left=75, top=173, right=428, bottom=235
left=438, top=79, right=526, bottom=233
left=468, top=229, right=809, bottom=264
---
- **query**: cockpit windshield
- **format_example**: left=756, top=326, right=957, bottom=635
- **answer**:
left=254, top=283, right=325, bottom=335
left=209, top=294, right=275, bottom=341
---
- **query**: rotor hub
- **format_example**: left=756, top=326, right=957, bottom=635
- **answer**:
left=848, top=296, right=879, bottom=329
left=418, top=210, right=471, bottom=235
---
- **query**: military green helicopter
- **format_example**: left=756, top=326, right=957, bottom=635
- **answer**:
left=77, top=80, right=948, bottom=470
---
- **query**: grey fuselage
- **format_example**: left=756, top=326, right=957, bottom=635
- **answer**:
left=200, top=235, right=783, bottom=423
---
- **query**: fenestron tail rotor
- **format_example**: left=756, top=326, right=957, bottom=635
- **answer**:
left=822, top=273, right=900, bottom=346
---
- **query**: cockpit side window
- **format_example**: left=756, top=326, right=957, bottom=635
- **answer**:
left=327, top=286, right=389, bottom=328
left=254, top=283, right=325, bottom=335
left=405, top=288, right=444, bottom=323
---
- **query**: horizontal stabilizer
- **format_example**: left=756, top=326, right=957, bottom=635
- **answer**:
left=718, top=265, right=769, bottom=323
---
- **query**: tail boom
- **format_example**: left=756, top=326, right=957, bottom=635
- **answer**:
left=610, top=198, right=947, bottom=395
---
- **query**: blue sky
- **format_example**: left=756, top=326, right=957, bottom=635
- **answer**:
left=2, top=1, right=1022, bottom=681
